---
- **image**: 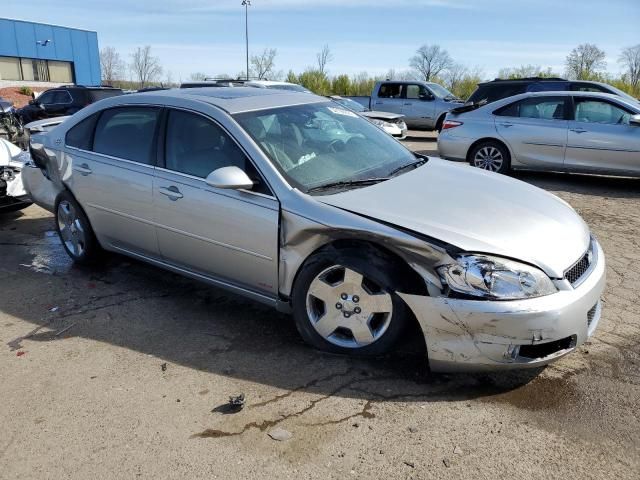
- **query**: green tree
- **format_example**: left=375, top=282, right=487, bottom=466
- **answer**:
left=331, top=74, right=351, bottom=95
left=298, top=69, right=331, bottom=95
left=285, top=70, right=299, bottom=84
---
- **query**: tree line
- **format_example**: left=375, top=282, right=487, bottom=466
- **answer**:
left=101, top=43, right=640, bottom=100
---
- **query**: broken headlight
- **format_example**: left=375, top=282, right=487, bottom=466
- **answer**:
left=370, top=118, right=396, bottom=130
left=438, top=255, right=557, bottom=300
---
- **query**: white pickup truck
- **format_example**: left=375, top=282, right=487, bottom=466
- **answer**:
left=347, top=80, right=463, bottom=131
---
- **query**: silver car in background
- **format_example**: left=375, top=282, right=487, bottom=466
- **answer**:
left=438, top=91, right=640, bottom=175
left=22, top=87, right=605, bottom=371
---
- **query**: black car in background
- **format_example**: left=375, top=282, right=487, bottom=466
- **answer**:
left=467, top=77, right=639, bottom=105
left=17, top=85, right=123, bottom=123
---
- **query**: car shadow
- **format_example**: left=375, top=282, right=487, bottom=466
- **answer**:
left=1, top=214, right=544, bottom=405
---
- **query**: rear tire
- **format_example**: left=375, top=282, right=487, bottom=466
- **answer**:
left=292, top=247, right=409, bottom=356
left=54, top=190, right=101, bottom=265
left=469, top=140, right=510, bottom=174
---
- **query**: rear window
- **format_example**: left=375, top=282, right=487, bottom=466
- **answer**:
left=93, top=107, right=160, bottom=164
left=88, top=89, right=123, bottom=102
left=65, top=113, right=99, bottom=150
left=377, top=83, right=402, bottom=99
left=468, top=84, right=527, bottom=104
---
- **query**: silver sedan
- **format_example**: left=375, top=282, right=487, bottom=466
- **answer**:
left=438, top=91, right=640, bottom=176
left=22, top=87, right=605, bottom=371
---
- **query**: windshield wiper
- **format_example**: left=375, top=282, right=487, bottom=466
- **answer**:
left=387, top=158, right=427, bottom=177
left=307, top=177, right=390, bottom=193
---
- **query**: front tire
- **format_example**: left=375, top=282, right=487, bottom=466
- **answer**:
left=55, top=190, right=101, bottom=265
left=469, top=140, right=510, bottom=174
left=292, top=248, right=409, bottom=356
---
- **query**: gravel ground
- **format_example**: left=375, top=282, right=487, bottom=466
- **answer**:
left=0, top=138, right=638, bottom=479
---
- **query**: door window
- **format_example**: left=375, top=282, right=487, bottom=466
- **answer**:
left=36, top=91, right=55, bottom=105
left=495, top=96, right=566, bottom=120
left=164, top=110, right=271, bottom=194
left=404, top=84, right=430, bottom=99
left=51, top=91, right=73, bottom=104
left=93, top=107, right=160, bottom=164
left=377, top=83, right=402, bottom=99
left=574, top=99, right=632, bottom=125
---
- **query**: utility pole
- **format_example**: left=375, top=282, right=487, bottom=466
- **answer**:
left=242, top=0, right=251, bottom=80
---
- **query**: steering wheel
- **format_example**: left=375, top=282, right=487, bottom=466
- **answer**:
left=328, top=138, right=345, bottom=153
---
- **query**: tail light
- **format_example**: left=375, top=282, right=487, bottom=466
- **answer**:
left=442, top=120, right=463, bottom=130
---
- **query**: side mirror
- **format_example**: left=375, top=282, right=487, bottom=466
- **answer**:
left=28, top=99, right=36, bottom=105
left=419, top=93, right=434, bottom=101
left=629, top=114, right=640, bottom=126
left=205, top=166, right=254, bottom=190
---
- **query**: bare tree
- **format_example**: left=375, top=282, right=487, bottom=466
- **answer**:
left=250, top=48, right=277, bottom=79
left=316, top=45, right=333, bottom=75
left=497, top=64, right=558, bottom=79
left=565, top=43, right=606, bottom=80
left=619, top=44, right=640, bottom=89
left=100, top=46, right=125, bottom=83
left=189, top=72, right=208, bottom=81
left=130, top=46, right=163, bottom=88
left=409, top=45, right=453, bottom=81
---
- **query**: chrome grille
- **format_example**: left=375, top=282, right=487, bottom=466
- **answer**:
left=564, top=243, right=593, bottom=286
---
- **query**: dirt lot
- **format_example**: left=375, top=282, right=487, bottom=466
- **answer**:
left=1, top=141, right=639, bottom=479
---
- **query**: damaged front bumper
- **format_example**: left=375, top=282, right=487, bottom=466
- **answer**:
left=400, top=240, right=606, bottom=372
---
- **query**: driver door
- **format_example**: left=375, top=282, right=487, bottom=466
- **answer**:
left=565, top=97, right=640, bottom=175
left=153, top=108, right=280, bottom=296
left=401, top=84, right=435, bottom=128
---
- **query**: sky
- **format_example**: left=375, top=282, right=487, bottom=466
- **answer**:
left=2, top=0, right=639, bottom=82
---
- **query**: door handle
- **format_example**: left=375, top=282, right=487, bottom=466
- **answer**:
left=158, top=186, right=183, bottom=200
left=403, top=102, right=413, bottom=106
left=570, top=128, right=588, bottom=134
left=73, top=163, right=92, bottom=175
left=499, top=122, right=514, bottom=128
left=374, top=101, right=383, bottom=105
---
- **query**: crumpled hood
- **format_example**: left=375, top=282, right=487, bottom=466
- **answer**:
left=361, top=111, right=405, bottom=121
left=316, top=158, right=590, bottom=277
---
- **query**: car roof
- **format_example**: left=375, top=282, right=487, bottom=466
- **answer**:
left=488, top=90, right=640, bottom=110
left=115, top=87, right=326, bottom=114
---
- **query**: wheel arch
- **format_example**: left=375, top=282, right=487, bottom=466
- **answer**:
left=287, top=238, right=429, bottom=301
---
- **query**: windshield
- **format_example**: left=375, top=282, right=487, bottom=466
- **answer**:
left=235, top=102, right=417, bottom=194
left=333, top=97, right=367, bottom=112
left=605, top=84, right=640, bottom=105
left=265, top=84, right=309, bottom=93
left=428, top=83, right=457, bottom=99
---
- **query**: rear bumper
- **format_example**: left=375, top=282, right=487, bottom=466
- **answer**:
left=400, top=240, right=606, bottom=372
left=437, top=133, right=472, bottom=161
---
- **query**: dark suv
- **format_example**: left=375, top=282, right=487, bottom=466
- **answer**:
left=18, top=85, right=123, bottom=124
left=467, top=77, right=638, bottom=105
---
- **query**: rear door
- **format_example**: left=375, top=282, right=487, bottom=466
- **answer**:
left=565, top=97, right=640, bottom=175
left=152, top=108, right=280, bottom=296
left=401, top=83, right=435, bottom=128
left=65, top=106, right=161, bottom=257
left=43, top=90, right=74, bottom=118
left=372, top=83, right=404, bottom=114
left=494, top=95, right=569, bottom=168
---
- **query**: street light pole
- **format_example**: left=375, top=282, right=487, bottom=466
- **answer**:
left=242, top=0, right=251, bottom=80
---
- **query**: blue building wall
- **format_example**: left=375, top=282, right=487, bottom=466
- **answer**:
left=0, top=18, right=101, bottom=85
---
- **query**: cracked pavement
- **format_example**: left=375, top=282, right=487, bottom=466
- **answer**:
left=1, top=162, right=639, bottom=479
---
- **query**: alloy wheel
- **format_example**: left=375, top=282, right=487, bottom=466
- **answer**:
left=305, top=265, right=393, bottom=348
left=473, top=146, right=504, bottom=172
left=57, top=200, right=86, bottom=258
